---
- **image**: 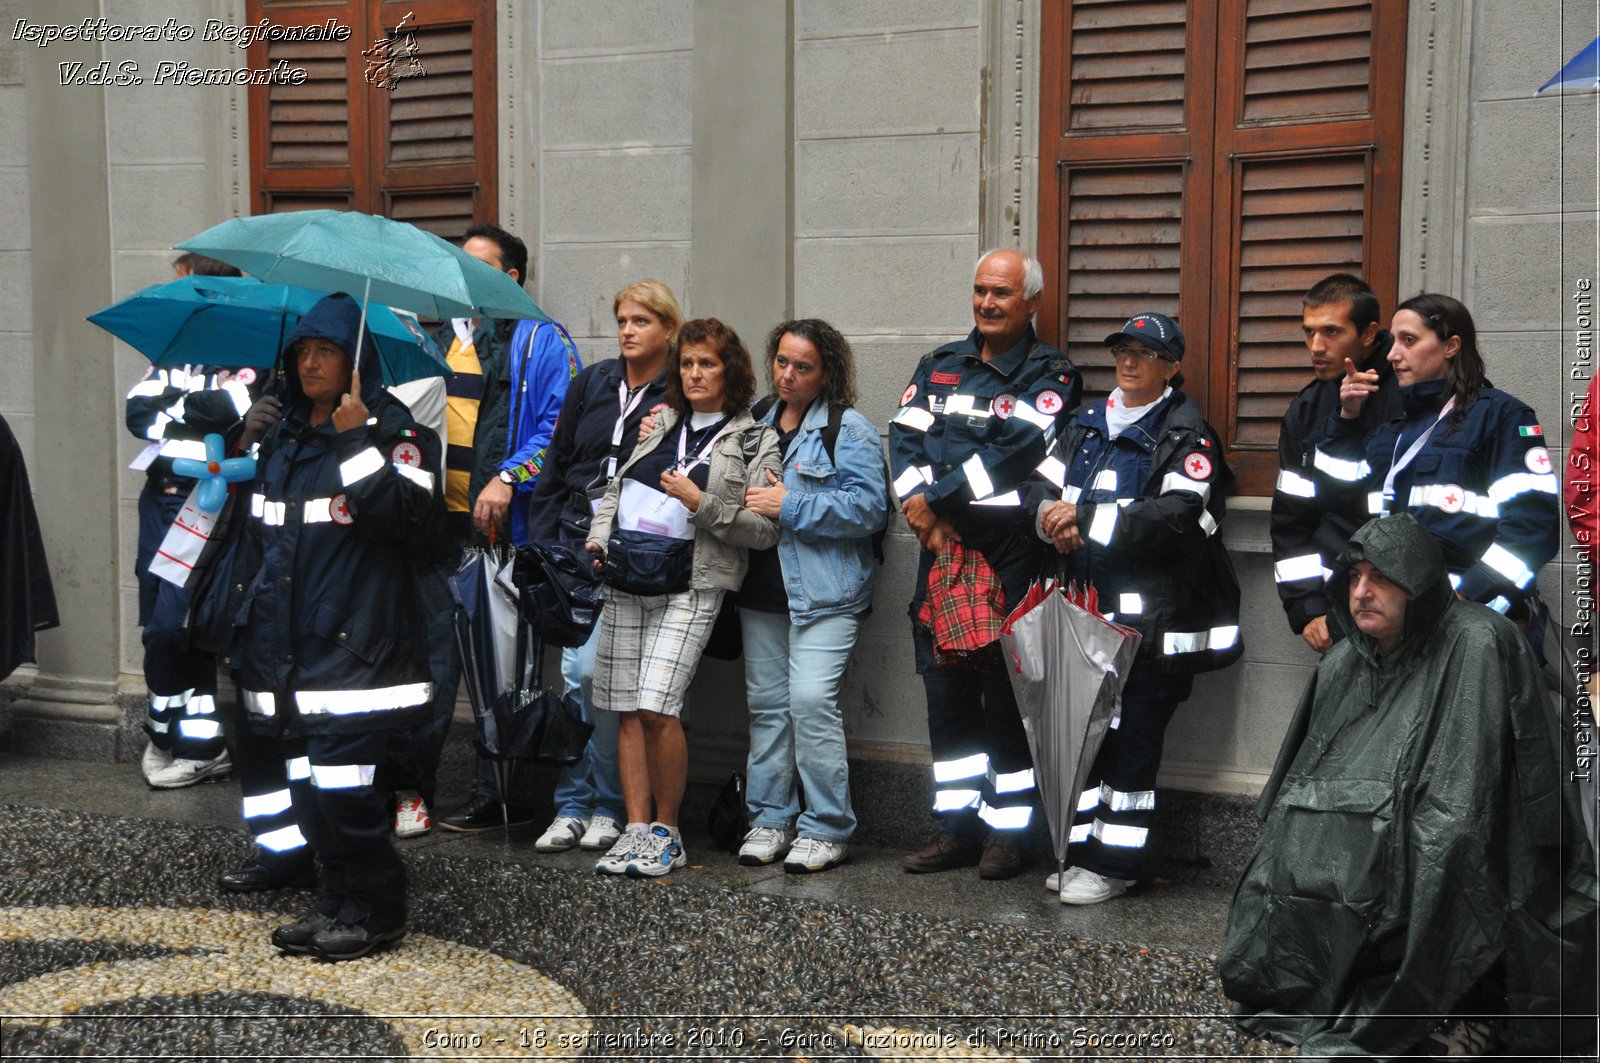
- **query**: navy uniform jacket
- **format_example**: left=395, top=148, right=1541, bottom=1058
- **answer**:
left=889, top=326, right=1081, bottom=606
left=1270, top=333, right=1398, bottom=634
left=126, top=364, right=261, bottom=487
left=1312, top=380, right=1559, bottom=613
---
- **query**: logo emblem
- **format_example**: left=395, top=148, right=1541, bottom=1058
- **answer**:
left=900, top=383, right=918, bottom=407
left=390, top=442, right=423, bottom=468
left=1036, top=390, right=1063, bottom=415
left=1183, top=452, right=1212, bottom=480
left=235, top=368, right=257, bottom=386
left=991, top=393, right=1016, bottom=419
left=1436, top=485, right=1466, bottom=514
left=329, top=493, right=353, bottom=525
left=1526, top=447, right=1552, bottom=474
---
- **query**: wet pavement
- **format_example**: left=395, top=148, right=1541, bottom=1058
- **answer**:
left=0, top=750, right=1289, bottom=1060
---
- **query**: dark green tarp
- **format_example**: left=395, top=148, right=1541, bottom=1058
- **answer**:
left=1221, top=514, right=1597, bottom=1059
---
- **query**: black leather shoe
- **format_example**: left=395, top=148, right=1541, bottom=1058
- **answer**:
left=219, top=860, right=317, bottom=893
left=978, top=830, right=1026, bottom=880
left=901, top=830, right=983, bottom=873
left=437, top=793, right=535, bottom=833
left=270, top=911, right=335, bottom=955
left=309, top=920, right=406, bottom=961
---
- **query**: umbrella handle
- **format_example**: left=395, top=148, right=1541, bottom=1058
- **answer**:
left=354, top=275, right=372, bottom=384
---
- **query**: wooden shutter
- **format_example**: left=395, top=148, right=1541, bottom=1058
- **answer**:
left=1039, top=0, right=1405, bottom=494
left=247, top=0, right=495, bottom=239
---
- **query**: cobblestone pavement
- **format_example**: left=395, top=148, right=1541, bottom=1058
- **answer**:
left=0, top=755, right=1292, bottom=1060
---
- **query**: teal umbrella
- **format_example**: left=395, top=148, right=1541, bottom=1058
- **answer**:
left=87, top=275, right=450, bottom=385
left=176, top=210, right=549, bottom=323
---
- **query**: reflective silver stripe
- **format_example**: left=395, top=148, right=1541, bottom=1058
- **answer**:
left=972, top=490, right=1021, bottom=508
left=128, top=378, right=168, bottom=398
left=1064, top=484, right=1083, bottom=504
left=303, top=497, right=334, bottom=523
left=893, top=466, right=924, bottom=499
left=147, top=717, right=169, bottom=734
left=1408, top=483, right=1495, bottom=519
left=991, top=767, right=1035, bottom=794
left=394, top=464, right=435, bottom=491
left=1036, top=455, right=1067, bottom=488
left=242, top=789, right=293, bottom=819
left=177, top=718, right=222, bottom=740
left=309, top=763, right=377, bottom=790
left=1367, top=491, right=1387, bottom=515
left=1487, top=470, right=1559, bottom=503
left=1160, top=470, right=1210, bottom=504
left=339, top=447, right=385, bottom=486
left=945, top=394, right=987, bottom=418
left=1312, top=449, right=1371, bottom=482
left=221, top=380, right=253, bottom=417
left=294, top=682, right=432, bottom=717
left=1275, top=469, right=1316, bottom=499
left=1086, top=504, right=1118, bottom=546
left=1162, top=625, right=1239, bottom=656
left=286, top=756, right=311, bottom=781
left=243, top=689, right=277, bottom=717
left=157, top=438, right=209, bottom=462
left=1118, top=593, right=1144, bottom=614
left=1101, top=784, right=1155, bottom=812
left=978, top=802, right=1032, bottom=830
left=963, top=454, right=995, bottom=499
left=1448, top=572, right=1462, bottom=589
left=1481, top=541, right=1536, bottom=589
left=257, top=824, right=308, bottom=853
left=252, top=494, right=287, bottom=526
left=1198, top=507, right=1219, bottom=537
left=149, top=688, right=197, bottom=711
left=891, top=406, right=935, bottom=432
left=1093, top=469, right=1118, bottom=493
left=146, top=412, right=171, bottom=440
left=933, top=788, right=982, bottom=812
left=1092, top=819, right=1148, bottom=848
left=1076, top=786, right=1101, bottom=813
left=1274, top=553, right=1328, bottom=584
left=933, top=752, right=989, bottom=783
left=184, top=694, right=216, bottom=716
left=1069, top=823, right=1092, bottom=844
left=1009, top=399, right=1053, bottom=431
left=1487, top=595, right=1511, bottom=614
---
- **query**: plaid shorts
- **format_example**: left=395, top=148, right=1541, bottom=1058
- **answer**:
left=593, top=588, right=725, bottom=718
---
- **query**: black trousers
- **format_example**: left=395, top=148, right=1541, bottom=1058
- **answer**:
left=228, top=686, right=312, bottom=876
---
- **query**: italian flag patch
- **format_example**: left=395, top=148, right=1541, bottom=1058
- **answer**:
left=1519, top=425, right=1543, bottom=437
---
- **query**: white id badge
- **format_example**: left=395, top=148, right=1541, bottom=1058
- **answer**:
left=129, top=443, right=160, bottom=471
left=617, top=480, right=693, bottom=540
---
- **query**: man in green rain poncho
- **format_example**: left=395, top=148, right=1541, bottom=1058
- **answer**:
left=1221, top=513, right=1596, bottom=1059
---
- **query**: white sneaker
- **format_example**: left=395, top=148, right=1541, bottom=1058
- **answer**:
left=535, top=815, right=588, bottom=853
left=783, top=837, right=848, bottom=874
left=595, top=824, right=649, bottom=875
left=579, top=815, right=622, bottom=850
left=738, top=826, right=796, bottom=866
left=394, top=791, right=431, bottom=838
left=624, top=823, right=686, bottom=878
left=147, top=749, right=232, bottom=790
left=1056, top=866, right=1130, bottom=905
left=141, top=741, right=174, bottom=782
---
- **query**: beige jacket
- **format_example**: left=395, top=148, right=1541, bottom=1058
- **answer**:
left=588, top=407, right=780, bottom=591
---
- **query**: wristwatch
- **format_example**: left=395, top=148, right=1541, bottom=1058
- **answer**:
left=497, top=469, right=516, bottom=486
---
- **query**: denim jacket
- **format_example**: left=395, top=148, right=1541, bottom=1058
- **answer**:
left=761, top=401, right=889, bottom=623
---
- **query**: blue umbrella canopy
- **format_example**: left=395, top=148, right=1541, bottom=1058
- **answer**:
left=88, top=275, right=450, bottom=384
left=176, top=210, right=550, bottom=322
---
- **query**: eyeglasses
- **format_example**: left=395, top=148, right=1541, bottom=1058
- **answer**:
left=1111, top=342, right=1167, bottom=362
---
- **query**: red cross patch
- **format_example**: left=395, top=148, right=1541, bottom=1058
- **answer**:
left=992, top=393, right=1017, bottom=419
left=1437, top=484, right=1465, bottom=514
left=235, top=368, right=257, bottom=386
left=901, top=383, right=918, bottom=407
left=391, top=442, right=423, bottom=468
left=1183, top=452, right=1213, bottom=480
left=329, top=492, right=353, bottom=525
left=1133, top=320, right=1147, bottom=329
left=1526, top=446, right=1552, bottom=474
left=1036, top=390, right=1063, bottom=415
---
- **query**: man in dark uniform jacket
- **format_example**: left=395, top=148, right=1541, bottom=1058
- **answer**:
left=888, top=248, right=1082, bottom=880
left=1271, top=273, right=1399, bottom=652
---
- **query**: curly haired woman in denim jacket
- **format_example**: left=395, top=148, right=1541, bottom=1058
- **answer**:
left=736, top=319, right=890, bottom=873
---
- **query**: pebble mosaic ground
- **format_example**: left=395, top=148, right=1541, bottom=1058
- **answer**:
left=0, top=801, right=1296, bottom=1060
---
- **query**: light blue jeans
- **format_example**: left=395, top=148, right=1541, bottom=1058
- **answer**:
left=739, top=608, right=860, bottom=842
left=551, top=616, right=624, bottom=822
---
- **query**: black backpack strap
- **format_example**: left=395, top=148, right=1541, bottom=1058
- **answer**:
left=822, top=404, right=844, bottom=463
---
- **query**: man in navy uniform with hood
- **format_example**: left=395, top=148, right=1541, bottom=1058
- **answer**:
left=229, top=292, right=444, bottom=961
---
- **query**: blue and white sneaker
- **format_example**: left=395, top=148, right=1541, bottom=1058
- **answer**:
left=595, top=824, right=649, bottom=875
left=623, top=823, right=686, bottom=878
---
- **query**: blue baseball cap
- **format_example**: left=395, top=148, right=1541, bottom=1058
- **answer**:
left=1105, top=313, right=1185, bottom=361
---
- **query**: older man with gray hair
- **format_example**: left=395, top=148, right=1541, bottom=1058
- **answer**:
left=888, top=248, right=1081, bottom=880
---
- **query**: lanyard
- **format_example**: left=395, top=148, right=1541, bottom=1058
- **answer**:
left=605, top=380, right=651, bottom=479
left=1383, top=396, right=1455, bottom=505
left=675, top=417, right=737, bottom=475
